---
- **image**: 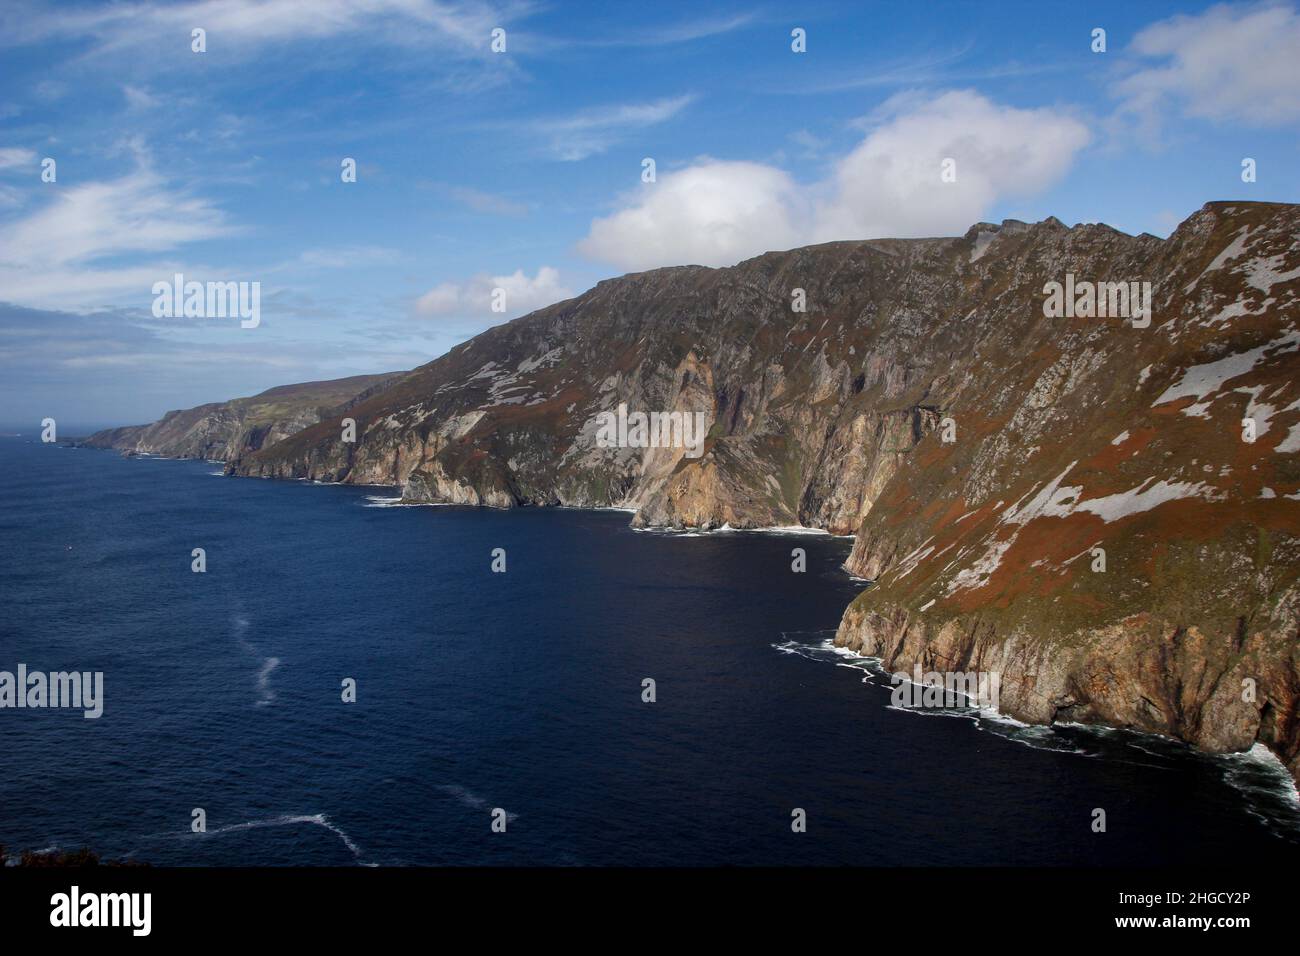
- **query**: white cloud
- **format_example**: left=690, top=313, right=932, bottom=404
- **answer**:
left=4, top=0, right=518, bottom=53
left=0, top=162, right=235, bottom=308
left=415, top=266, right=572, bottom=317
left=123, top=85, right=160, bottom=110
left=517, top=13, right=755, bottom=53
left=610, top=13, right=753, bottom=46
left=578, top=91, right=1089, bottom=271
left=0, top=147, right=36, bottom=171
left=0, top=0, right=533, bottom=98
left=531, top=96, right=693, bottom=161
left=0, top=167, right=230, bottom=268
left=580, top=161, right=807, bottom=270
left=786, top=128, right=826, bottom=158
left=816, top=91, right=1090, bottom=241
left=442, top=184, right=529, bottom=217
left=1114, top=3, right=1300, bottom=127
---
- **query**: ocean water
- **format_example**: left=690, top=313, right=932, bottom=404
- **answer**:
left=1, top=437, right=1296, bottom=866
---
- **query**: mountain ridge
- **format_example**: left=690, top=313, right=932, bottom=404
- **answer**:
left=78, top=372, right=405, bottom=461
left=84, top=201, right=1300, bottom=783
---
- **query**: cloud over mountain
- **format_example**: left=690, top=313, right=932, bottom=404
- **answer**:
left=415, top=266, right=572, bottom=318
left=579, top=91, right=1090, bottom=270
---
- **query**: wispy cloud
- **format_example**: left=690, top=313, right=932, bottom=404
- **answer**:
left=515, top=12, right=756, bottom=53
left=1113, top=2, right=1300, bottom=129
left=415, top=265, right=571, bottom=317
left=785, top=45, right=1067, bottom=94
left=0, top=147, right=37, bottom=171
left=427, top=182, right=530, bottom=217
left=122, top=84, right=161, bottom=110
left=2, top=0, right=529, bottom=55
left=528, top=95, right=694, bottom=161
left=0, top=152, right=237, bottom=308
left=619, top=12, right=755, bottom=45
left=292, top=246, right=401, bottom=270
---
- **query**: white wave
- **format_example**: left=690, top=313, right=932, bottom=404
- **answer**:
left=2, top=843, right=62, bottom=866
left=202, top=813, right=372, bottom=864
left=438, top=784, right=519, bottom=822
left=233, top=615, right=257, bottom=660
left=744, top=525, right=849, bottom=536
left=972, top=716, right=1093, bottom=754
left=232, top=615, right=281, bottom=707
left=559, top=505, right=637, bottom=513
left=362, top=495, right=456, bottom=508
left=778, top=632, right=1300, bottom=822
left=634, top=523, right=850, bottom=537
left=771, top=634, right=881, bottom=683
left=873, top=662, right=1088, bottom=749
left=254, top=657, right=280, bottom=706
left=774, top=632, right=1090, bottom=752
left=208, top=470, right=225, bottom=476
left=1228, top=743, right=1300, bottom=805
left=1216, top=743, right=1300, bottom=838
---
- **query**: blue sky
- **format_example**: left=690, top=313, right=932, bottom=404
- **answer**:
left=1, top=0, right=1297, bottom=428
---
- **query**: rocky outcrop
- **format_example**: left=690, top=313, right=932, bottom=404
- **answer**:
left=113, top=201, right=1300, bottom=780
left=77, top=373, right=403, bottom=461
left=836, top=602, right=1300, bottom=779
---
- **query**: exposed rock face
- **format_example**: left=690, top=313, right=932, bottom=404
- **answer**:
left=830, top=201, right=1300, bottom=782
left=78, top=373, right=402, bottom=461
left=227, top=232, right=984, bottom=533
left=110, top=201, right=1300, bottom=780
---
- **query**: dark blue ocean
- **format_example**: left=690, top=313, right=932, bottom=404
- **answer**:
left=2, top=436, right=1297, bottom=866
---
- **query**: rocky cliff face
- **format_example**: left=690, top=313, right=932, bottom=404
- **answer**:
left=831, top=201, right=1300, bottom=782
left=107, top=201, right=1300, bottom=781
left=79, top=373, right=402, bottom=460
left=226, top=229, right=1002, bottom=533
